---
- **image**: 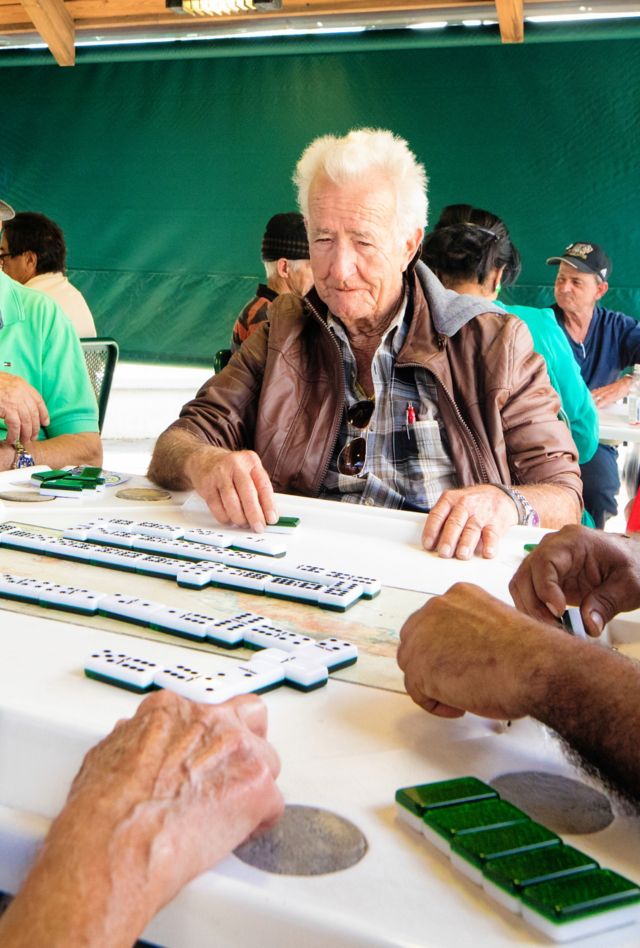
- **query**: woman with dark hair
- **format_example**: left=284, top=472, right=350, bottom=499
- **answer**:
left=422, top=205, right=598, bottom=466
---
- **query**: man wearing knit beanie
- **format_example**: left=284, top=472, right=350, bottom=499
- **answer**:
left=230, top=212, right=313, bottom=352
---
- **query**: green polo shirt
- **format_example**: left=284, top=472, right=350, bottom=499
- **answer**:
left=496, top=300, right=598, bottom=465
left=0, top=271, right=99, bottom=440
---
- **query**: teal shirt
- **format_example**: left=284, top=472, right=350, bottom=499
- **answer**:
left=496, top=300, right=598, bottom=464
left=0, top=271, right=99, bottom=440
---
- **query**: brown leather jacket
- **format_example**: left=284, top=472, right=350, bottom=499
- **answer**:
left=171, top=266, right=582, bottom=505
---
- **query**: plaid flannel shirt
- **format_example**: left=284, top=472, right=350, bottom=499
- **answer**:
left=320, top=298, right=458, bottom=511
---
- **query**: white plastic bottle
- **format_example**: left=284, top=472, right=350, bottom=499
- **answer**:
left=628, top=365, right=640, bottom=425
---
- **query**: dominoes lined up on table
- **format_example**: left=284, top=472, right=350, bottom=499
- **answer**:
left=396, top=777, right=640, bottom=942
left=0, top=520, right=380, bottom=612
left=0, top=571, right=358, bottom=672
left=85, top=627, right=356, bottom=698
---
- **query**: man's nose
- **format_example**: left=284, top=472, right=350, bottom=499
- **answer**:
left=329, top=242, right=357, bottom=282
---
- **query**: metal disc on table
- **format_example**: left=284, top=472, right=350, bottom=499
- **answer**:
left=115, top=487, right=172, bottom=502
left=0, top=491, right=55, bottom=503
left=234, top=804, right=368, bottom=876
left=490, top=771, right=614, bottom=834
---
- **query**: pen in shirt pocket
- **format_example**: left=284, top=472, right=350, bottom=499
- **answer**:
left=405, top=401, right=416, bottom=438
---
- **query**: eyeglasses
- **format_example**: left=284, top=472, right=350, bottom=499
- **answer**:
left=337, top=399, right=375, bottom=477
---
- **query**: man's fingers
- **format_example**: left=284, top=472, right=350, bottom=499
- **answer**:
left=454, top=517, right=483, bottom=560
left=252, top=466, right=278, bottom=526
left=479, top=524, right=500, bottom=559
left=421, top=497, right=452, bottom=551
left=231, top=694, right=269, bottom=740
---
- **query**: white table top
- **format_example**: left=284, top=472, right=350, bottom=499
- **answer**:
left=0, top=469, right=639, bottom=947
left=598, top=401, right=640, bottom=444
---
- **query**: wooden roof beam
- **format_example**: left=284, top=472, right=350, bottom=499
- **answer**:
left=495, top=0, right=523, bottom=42
left=20, top=0, right=76, bottom=65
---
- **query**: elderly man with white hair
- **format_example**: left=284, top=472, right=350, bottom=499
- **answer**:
left=149, top=129, right=581, bottom=559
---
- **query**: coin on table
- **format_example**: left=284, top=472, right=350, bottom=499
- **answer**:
left=0, top=490, right=55, bottom=503
left=115, top=487, right=172, bottom=502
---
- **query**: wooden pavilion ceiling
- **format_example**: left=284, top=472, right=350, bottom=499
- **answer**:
left=0, top=0, right=575, bottom=67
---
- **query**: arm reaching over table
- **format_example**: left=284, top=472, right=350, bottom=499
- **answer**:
left=0, top=691, right=283, bottom=948
left=397, top=582, right=640, bottom=802
left=509, top=525, right=640, bottom=635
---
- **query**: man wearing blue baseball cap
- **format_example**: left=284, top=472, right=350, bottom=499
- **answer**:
left=548, top=242, right=640, bottom=527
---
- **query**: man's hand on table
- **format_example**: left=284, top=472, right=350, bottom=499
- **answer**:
left=421, top=485, right=519, bottom=559
left=186, top=445, right=279, bottom=533
left=0, top=690, right=284, bottom=947
left=591, top=376, right=631, bottom=408
left=510, top=525, right=640, bottom=636
left=0, top=372, right=49, bottom=445
left=397, top=582, right=556, bottom=720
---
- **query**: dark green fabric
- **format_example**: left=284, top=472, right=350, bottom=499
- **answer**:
left=2, top=34, right=639, bottom=364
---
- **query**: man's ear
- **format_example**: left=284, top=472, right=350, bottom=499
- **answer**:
left=24, top=250, right=38, bottom=278
left=595, top=279, right=609, bottom=302
left=276, top=257, right=289, bottom=280
left=402, top=228, right=424, bottom=271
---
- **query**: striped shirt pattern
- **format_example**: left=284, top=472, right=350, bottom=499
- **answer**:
left=321, top=301, right=458, bottom=511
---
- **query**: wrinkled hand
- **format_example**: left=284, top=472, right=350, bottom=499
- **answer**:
left=188, top=446, right=278, bottom=533
left=397, top=583, right=553, bottom=720
left=58, top=691, right=283, bottom=916
left=591, top=377, right=630, bottom=408
left=510, top=525, right=640, bottom=636
left=422, top=485, right=518, bottom=559
left=0, top=372, right=49, bottom=444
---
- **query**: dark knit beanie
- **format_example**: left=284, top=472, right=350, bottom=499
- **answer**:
left=261, top=212, right=309, bottom=261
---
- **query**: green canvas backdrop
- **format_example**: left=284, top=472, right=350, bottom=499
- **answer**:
left=1, top=34, right=639, bottom=363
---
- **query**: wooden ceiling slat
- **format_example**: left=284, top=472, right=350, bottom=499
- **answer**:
left=495, top=0, right=523, bottom=41
left=19, top=0, right=75, bottom=63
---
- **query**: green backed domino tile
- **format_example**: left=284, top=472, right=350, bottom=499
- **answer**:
left=422, top=799, right=529, bottom=854
left=84, top=669, right=155, bottom=695
left=521, top=869, right=640, bottom=940
left=452, top=820, right=559, bottom=875
left=31, top=469, right=69, bottom=482
left=79, top=466, right=103, bottom=478
left=40, top=481, right=84, bottom=492
left=522, top=869, right=640, bottom=919
left=396, top=778, right=497, bottom=820
left=484, top=845, right=599, bottom=895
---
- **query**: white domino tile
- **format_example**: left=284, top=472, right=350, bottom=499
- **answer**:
left=153, top=663, right=240, bottom=703
left=317, top=580, right=363, bottom=610
left=326, top=570, right=382, bottom=599
left=132, top=521, right=185, bottom=540
left=247, top=648, right=328, bottom=690
left=294, top=638, right=358, bottom=670
left=206, top=619, right=249, bottom=648
left=45, top=538, right=96, bottom=561
left=230, top=660, right=285, bottom=694
left=101, top=519, right=138, bottom=533
left=264, top=575, right=324, bottom=604
left=242, top=625, right=314, bottom=652
left=85, top=649, right=158, bottom=692
left=1, top=529, right=51, bottom=551
left=39, top=487, right=84, bottom=499
left=98, top=594, right=165, bottom=625
left=89, top=547, right=146, bottom=570
left=134, top=555, right=180, bottom=578
left=39, top=584, right=108, bottom=614
left=278, top=563, right=336, bottom=584
left=176, top=562, right=217, bottom=588
left=87, top=528, right=135, bottom=548
left=180, top=528, right=234, bottom=548
left=209, top=564, right=269, bottom=593
left=228, top=534, right=287, bottom=557
left=0, top=575, right=52, bottom=602
left=151, top=607, right=219, bottom=641
left=229, top=611, right=273, bottom=628
left=62, top=520, right=104, bottom=541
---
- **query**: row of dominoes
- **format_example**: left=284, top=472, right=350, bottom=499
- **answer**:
left=0, top=524, right=379, bottom=611
left=0, top=571, right=358, bottom=666
left=86, top=637, right=346, bottom=698
left=396, top=777, right=640, bottom=943
left=64, top=518, right=289, bottom=557
left=62, top=519, right=380, bottom=599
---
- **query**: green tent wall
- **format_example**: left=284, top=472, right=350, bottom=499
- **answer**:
left=2, top=30, right=639, bottom=363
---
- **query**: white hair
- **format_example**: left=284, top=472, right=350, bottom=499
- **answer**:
left=293, top=128, right=428, bottom=237
left=263, top=258, right=308, bottom=280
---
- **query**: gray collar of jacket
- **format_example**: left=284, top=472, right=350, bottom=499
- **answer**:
left=414, top=260, right=505, bottom=337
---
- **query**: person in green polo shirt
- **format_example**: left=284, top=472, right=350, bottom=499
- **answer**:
left=0, top=202, right=100, bottom=470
